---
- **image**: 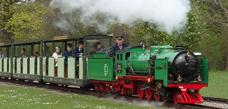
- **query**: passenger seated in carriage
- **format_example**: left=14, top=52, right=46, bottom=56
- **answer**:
left=63, top=44, right=73, bottom=77
left=52, top=46, right=62, bottom=66
left=34, top=51, right=40, bottom=57
left=20, top=48, right=27, bottom=57
left=63, top=44, right=73, bottom=61
left=73, top=41, right=84, bottom=58
left=52, top=46, right=62, bottom=76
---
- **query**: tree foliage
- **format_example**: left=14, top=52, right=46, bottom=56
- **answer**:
left=0, top=0, right=17, bottom=28
left=0, top=0, right=228, bottom=70
left=4, top=2, right=51, bottom=41
left=192, top=0, right=228, bottom=70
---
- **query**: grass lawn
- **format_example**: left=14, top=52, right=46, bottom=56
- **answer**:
left=200, top=71, right=228, bottom=99
left=0, top=83, right=150, bottom=109
left=0, top=71, right=227, bottom=109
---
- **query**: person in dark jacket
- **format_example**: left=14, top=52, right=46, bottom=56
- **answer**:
left=109, top=36, right=128, bottom=56
left=63, top=44, right=73, bottom=63
left=64, top=44, right=73, bottom=58
left=73, top=41, right=84, bottom=58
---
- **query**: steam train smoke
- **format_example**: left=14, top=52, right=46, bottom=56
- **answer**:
left=50, top=0, right=191, bottom=34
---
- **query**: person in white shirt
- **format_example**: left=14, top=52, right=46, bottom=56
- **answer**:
left=52, top=46, right=62, bottom=77
left=52, top=46, right=62, bottom=66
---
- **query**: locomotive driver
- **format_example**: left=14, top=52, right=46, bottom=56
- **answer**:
left=109, top=36, right=128, bottom=56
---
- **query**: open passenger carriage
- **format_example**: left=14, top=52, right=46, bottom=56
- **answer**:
left=0, top=35, right=112, bottom=86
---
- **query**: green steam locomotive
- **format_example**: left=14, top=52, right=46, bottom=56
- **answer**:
left=0, top=35, right=208, bottom=104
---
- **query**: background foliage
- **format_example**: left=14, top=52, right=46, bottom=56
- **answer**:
left=0, top=0, right=228, bottom=70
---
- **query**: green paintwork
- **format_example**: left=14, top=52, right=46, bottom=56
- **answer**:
left=114, top=52, right=127, bottom=77
left=0, top=72, right=11, bottom=77
left=200, top=58, right=208, bottom=84
left=127, top=46, right=179, bottom=74
left=13, top=73, right=40, bottom=80
left=43, top=76, right=87, bottom=86
left=87, top=53, right=114, bottom=81
left=155, top=59, right=168, bottom=86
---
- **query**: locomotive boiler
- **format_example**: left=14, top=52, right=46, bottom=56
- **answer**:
left=127, top=45, right=201, bottom=83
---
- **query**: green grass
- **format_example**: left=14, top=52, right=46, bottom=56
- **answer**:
left=0, top=71, right=227, bottom=109
left=0, top=83, right=150, bottom=109
left=200, top=71, right=228, bottom=99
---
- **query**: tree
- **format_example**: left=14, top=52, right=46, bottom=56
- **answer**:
left=0, top=0, right=18, bottom=40
left=4, top=2, right=51, bottom=41
left=130, top=21, right=170, bottom=46
left=194, top=0, right=228, bottom=70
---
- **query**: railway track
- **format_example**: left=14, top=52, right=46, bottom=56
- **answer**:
left=204, top=97, right=228, bottom=104
left=165, top=97, right=228, bottom=109
left=0, top=77, right=154, bottom=107
left=201, top=97, right=228, bottom=109
left=0, top=77, right=228, bottom=109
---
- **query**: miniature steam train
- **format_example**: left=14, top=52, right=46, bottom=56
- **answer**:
left=0, top=35, right=208, bottom=104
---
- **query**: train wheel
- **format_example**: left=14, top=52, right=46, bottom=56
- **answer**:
left=145, top=89, right=153, bottom=101
left=95, top=85, right=100, bottom=92
left=121, top=88, right=125, bottom=95
left=137, top=84, right=145, bottom=99
left=154, top=93, right=160, bottom=101
left=173, top=92, right=179, bottom=104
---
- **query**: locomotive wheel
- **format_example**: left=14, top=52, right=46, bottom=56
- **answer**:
left=145, top=89, right=153, bottom=101
left=154, top=93, right=160, bottom=101
left=137, top=84, right=145, bottom=99
left=121, top=88, right=125, bottom=95
left=95, top=85, right=100, bottom=92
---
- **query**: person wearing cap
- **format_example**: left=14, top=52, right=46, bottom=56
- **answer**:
left=109, top=36, right=128, bottom=56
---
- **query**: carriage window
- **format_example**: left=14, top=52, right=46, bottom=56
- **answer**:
left=15, top=46, right=30, bottom=57
left=85, top=38, right=111, bottom=55
left=0, top=47, right=8, bottom=57
left=44, top=43, right=53, bottom=57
